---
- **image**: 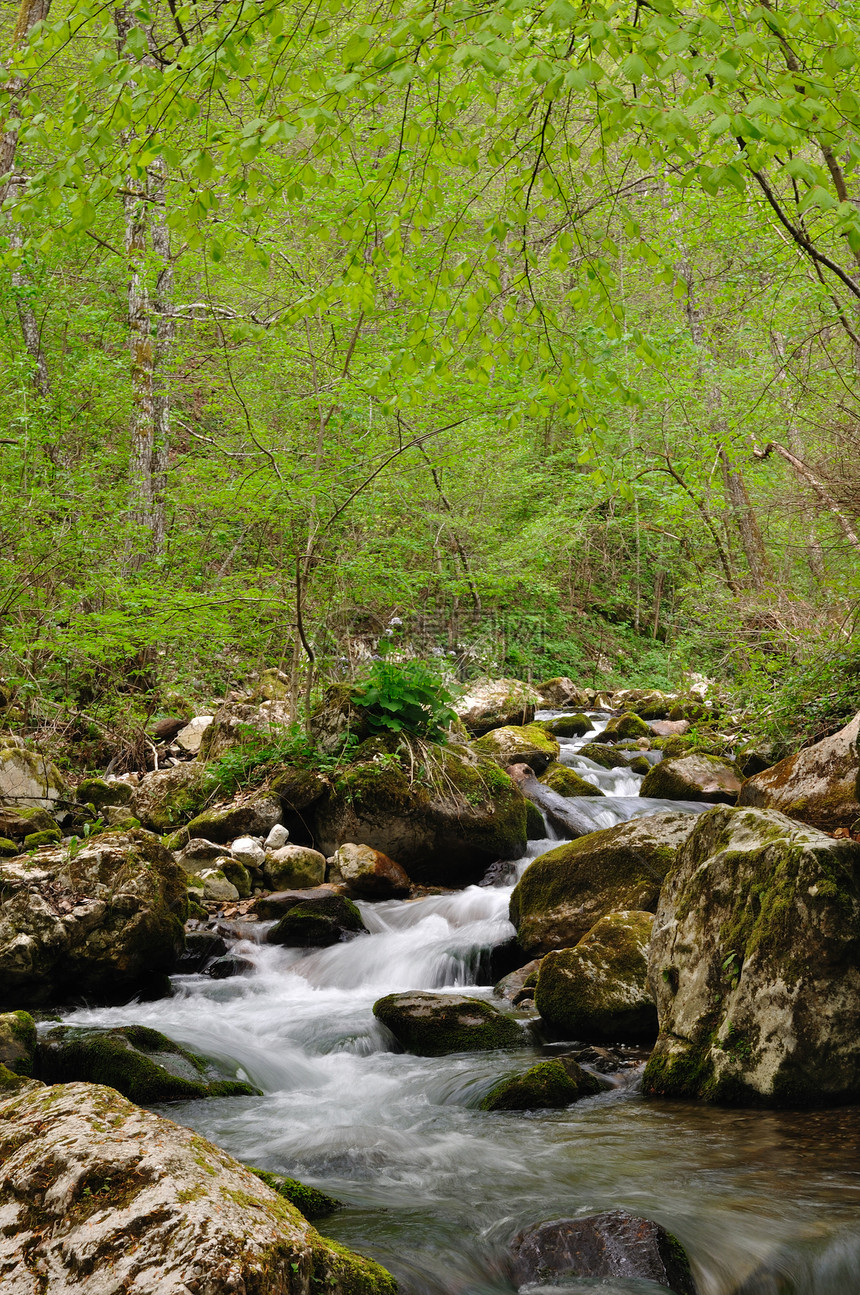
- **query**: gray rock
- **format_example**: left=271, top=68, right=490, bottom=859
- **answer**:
left=267, top=894, right=368, bottom=947
left=175, top=714, right=213, bottom=753
left=373, top=991, right=526, bottom=1055
left=0, top=1080, right=398, bottom=1294
left=509, top=1210, right=697, bottom=1293
left=230, top=835, right=266, bottom=869
left=644, top=805, right=860, bottom=1105
left=0, top=746, right=66, bottom=816
left=640, top=753, right=742, bottom=804
left=265, top=843, right=327, bottom=890
left=738, top=710, right=860, bottom=831
left=264, top=823, right=290, bottom=850
left=455, top=677, right=542, bottom=736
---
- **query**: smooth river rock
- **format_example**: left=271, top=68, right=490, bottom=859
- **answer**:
left=509, top=1210, right=698, bottom=1293
left=0, top=1079, right=397, bottom=1295
left=640, top=753, right=742, bottom=804
left=738, top=709, right=860, bottom=831
left=373, top=991, right=526, bottom=1055
left=644, top=805, right=860, bottom=1105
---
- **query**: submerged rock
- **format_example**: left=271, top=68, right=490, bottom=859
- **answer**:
left=738, top=710, right=860, bottom=831
left=36, top=1023, right=259, bottom=1102
left=534, top=911, right=657, bottom=1043
left=455, top=677, right=542, bottom=736
left=480, top=1056, right=606, bottom=1111
left=578, top=743, right=634, bottom=770
left=0, top=1080, right=397, bottom=1294
left=507, top=764, right=605, bottom=839
left=267, top=893, right=368, bottom=947
left=0, top=829, right=187, bottom=1009
left=314, top=744, right=527, bottom=886
left=510, top=812, right=697, bottom=957
left=643, top=805, right=860, bottom=1105
left=640, top=753, right=742, bottom=804
left=509, top=1210, right=697, bottom=1293
left=373, top=991, right=526, bottom=1055
left=472, top=724, right=560, bottom=774
left=334, top=842, right=411, bottom=899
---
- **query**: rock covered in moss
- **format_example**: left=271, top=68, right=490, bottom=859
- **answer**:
left=592, top=713, right=651, bottom=743
left=509, top=1210, right=697, bottom=1293
left=0, top=837, right=16, bottom=857
left=249, top=1168, right=340, bottom=1221
left=0, top=745, right=67, bottom=815
left=213, top=856, right=252, bottom=897
left=36, top=1024, right=259, bottom=1102
left=534, top=911, right=657, bottom=1042
left=640, top=753, right=742, bottom=805
left=577, top=743, right=633, bottom=770
left=23, top=827, right=62, bottom=849
left=537, top=678, right=592, bottom=709
left=0, top=1080, right=398, bottom=1295
left=267, top=894, right=368, bottom=947
left=472, top=724, right=560, bottom=774
left=454, top=677, right=542, bottom=736
left=189, top=868, right=240, bottom=903
left=0, top=1010, right=36, bottom=1075
left=738, top=710, right=860, bottom=831
left=480, top=1056, right=606, bottom=1110
left=0, top=805, right=59, bottom=842
left=0, top=830, right=187, bottom=1009
left=334, top=842, right=411, bottom=899
left=373, top=991, right=526, bottom=1055
left=509, top=812, right=697, bottom=957
left=540, top=714, right=594, bottom=738
left=612, top=688, right=680, bottom=720
left=76, top=777, right=134, bottom=810
left=314, top=744, right=527, bottom=887
left=265, top=843, right=327, bottom=890
left=539, top=762, right=603, bottom=799
left=169, top=794, right=283, bottom=850
left=643, top=805, right=860, bottom=1105
left=132, top=762, right=209, bottom=833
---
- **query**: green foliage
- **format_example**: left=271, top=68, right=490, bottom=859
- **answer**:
left=206, top=726, right=359, bottom=798
left=350, top=657, right=456, bottom=741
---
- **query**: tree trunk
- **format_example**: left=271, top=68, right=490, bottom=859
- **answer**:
left=718, top=447, right=770, bottom=592
left=149, top=156, right=173, bottom=556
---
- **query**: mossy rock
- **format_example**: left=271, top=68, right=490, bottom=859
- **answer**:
left=214, top=856, right=252, bottom=898
left=168, top=795, right=282, bottom=850
left=0, top=747, right=66, bottom=814
left=267, top=894, right=368, bottom=947
left=269, top=766, right=329, bottom=814
left=526, top=800, right=546, bottom=839
left=640, top=753, right=742, bottom=805
left=24, top=829, right=62, bottom=850
left=628, top=756, right=652, bottom=776
left=373, top=990, right=526, bottom=1055
left=644, top=805, right=860, bottom=1105
left=248, top=1168, right=340, bottom=1220
left=592, top=713, right=651, bottom=744
left=539, top=762, right=604, bottom=799
left=0, top=837, right=18, bottom=857
left=577, top=743, right=632, bottom=771
left=534, top=910, right=657, bottom=1042
left=480, top=1056, right=605, bottom=1110
left=76, top=778, right=134, bottom=810
left=454, top=676, right=542, bottom=736
left=314, top=742, right=527, bottom=886
left=510, top=811, right=697, bottom=957
left=310, top=683, right=372, bottom=755
left=36, top=1024, right=260, bottom=1103
left=0, top=1010, right=36, bottom=1076
left=131, top=763, right=210, bottom=834
left=265, top=844, right=327, bottom=890
left=0, top=804, right=59, bottom=841
left=541, top=714, right=594, bottom=738
left=472, top=724, right=560, bottom=774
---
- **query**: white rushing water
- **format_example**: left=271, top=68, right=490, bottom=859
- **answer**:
left=57, top=714, right=860, bottom=1295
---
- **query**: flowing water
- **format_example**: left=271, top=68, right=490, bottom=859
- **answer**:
left=56, top=715, right=860, bottom=1295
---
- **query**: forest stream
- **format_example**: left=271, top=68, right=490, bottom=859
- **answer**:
left=51, top=714, right=860, bottom=1295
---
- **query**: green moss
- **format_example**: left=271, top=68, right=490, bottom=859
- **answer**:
left=77, top=778, right=134, bottom=809
left=578, top=743, right=631, bottom=770
left=373, top=992, right=525, bottom=1055
left=539, top=762, right=604, bottom=799
left=310, top=1235, right=398, bottom=1295
left=525, top=800, right=545, bottom=839
left=268, top=895, right=367, bottom=947
left=24, top=829, right=62, bottom=849
left=0, top=837, right=18, bottom=857
left=0, top=1011, right=37, bottom=1076
left=249, top=1168, right=341, bottom=1220
left=480, top=1058, right=603, bottom=1110
left=540, top=714, right=594, bottom=738
left=594, top=712, right=651, bottom=742
left=472, top=723, right=560, bottom=772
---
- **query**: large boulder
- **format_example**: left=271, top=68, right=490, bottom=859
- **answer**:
left=738, top=710, right=860, bottom=831
left=540, top=714, right=594, bottom=738
left=534, top=911, right=657, bottom=1042
left=510, top=812, right=698, bottom=957
left=643, top=805, right=860, bottom=1105
left=592, top=713, right=651, bottom=743
left=509, top=1211, right=697, bottom=1293
left=640, top=753, right=742, bottom=804
left=0, top=746, right=66, bottom=815
left=472, top=724, right=559, bottom=774
left=314, top=744, right=527, bottom=886
left=334, top=842, right=411, bottom=899
left=455, top=677, right=542, bottom=736
left=373, top=991, right=526, bottom=1055
left=537, top=677, right=592, bottom=709
left=36, top=1024, right=259, bottom=1102
left=0, top=829, right=187, bottom=1009
left=267, top=894, right=368, bottom=947
left=480, top=1056, right=605, bottom=1111
left=168, top=794, right=283, bottom=850
left=132, top=763, right=209, bottom=834
left=0, top=1080, right=396, bottom=1294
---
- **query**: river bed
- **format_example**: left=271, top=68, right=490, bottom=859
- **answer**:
left=56, top=716, right=860, bottom=1295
